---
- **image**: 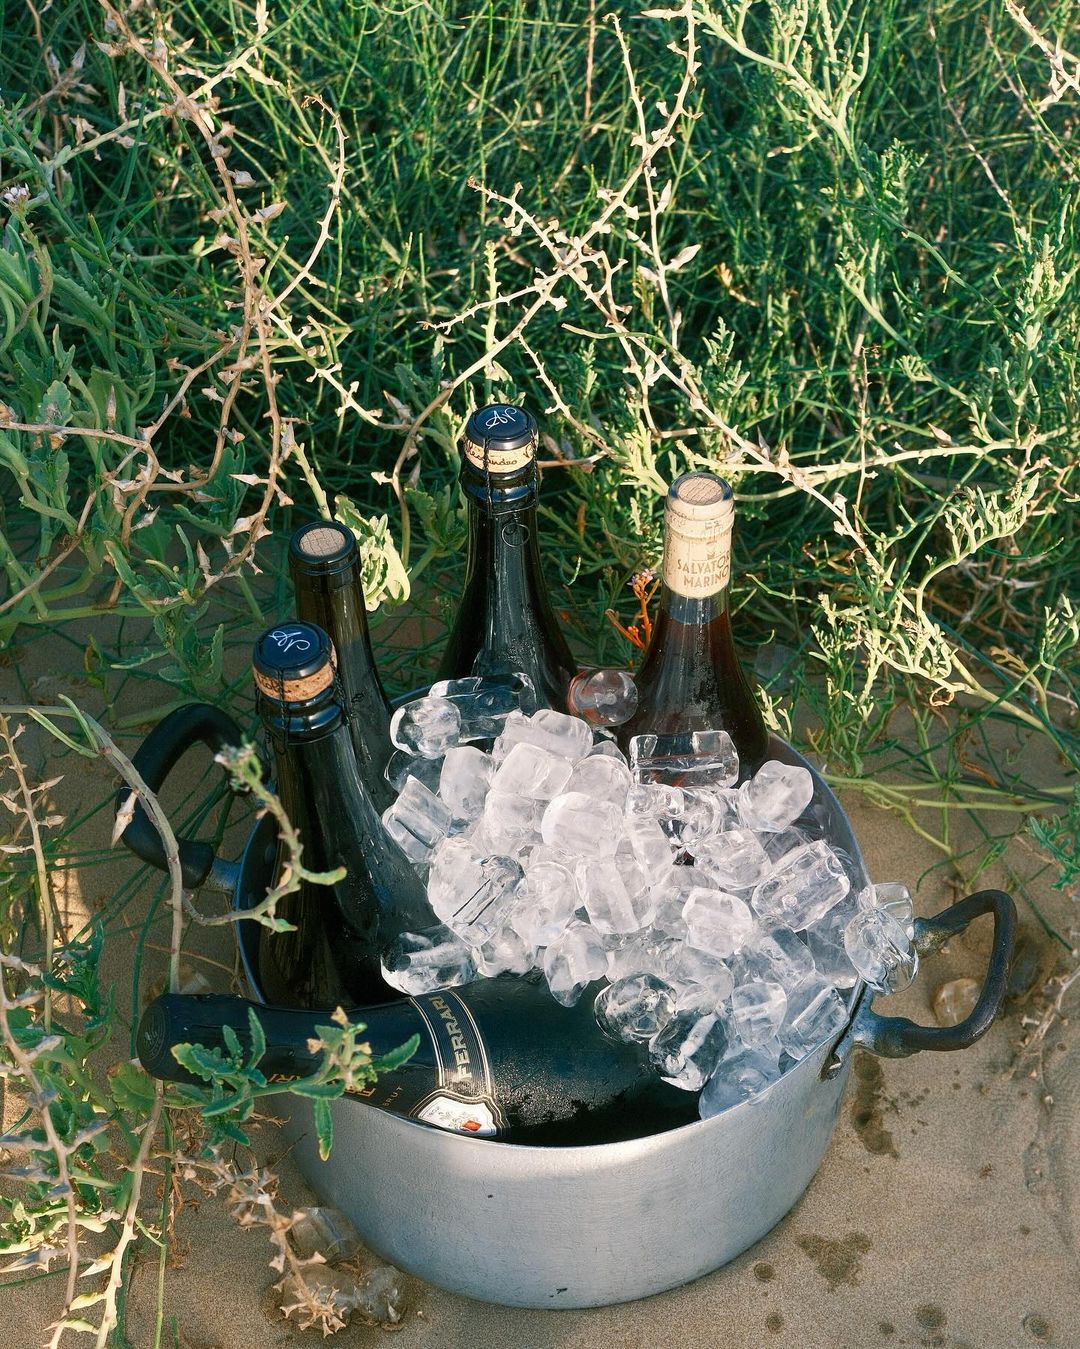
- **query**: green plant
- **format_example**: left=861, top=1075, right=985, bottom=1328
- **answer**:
left=1, top=0, right=1078, bottom=1341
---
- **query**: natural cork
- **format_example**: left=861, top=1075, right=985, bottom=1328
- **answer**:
left=253, top=660, right=335, bottom=703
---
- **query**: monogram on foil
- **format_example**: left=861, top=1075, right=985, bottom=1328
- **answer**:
left=483, top=405, right=517, bottom=430
left=269, top=628, right=311, bottom=654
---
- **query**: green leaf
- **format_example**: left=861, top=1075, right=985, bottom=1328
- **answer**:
left=172, top=1042, right=228, bottom=1081
left=313, top=1099, right=334, bottom=1161
left=286, top=1078, right=345, bottom=1100
left=373, top=1034, right=420, bottom=1074
left=221, top=1024, right=242, bottom=1062
left=245, top=1007, right=267, bottom=1068
left=108, top=1061, right=157, bottom=1115
left=200, top=1091, right=248, bottom=1119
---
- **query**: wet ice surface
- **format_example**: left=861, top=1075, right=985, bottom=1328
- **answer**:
left=380, top=682, right=920, bottom=1118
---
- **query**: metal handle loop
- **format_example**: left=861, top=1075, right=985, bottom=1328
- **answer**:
left=116, top=703, right=244, bottom=890
left=824, top=889, right=1016, bottom=1078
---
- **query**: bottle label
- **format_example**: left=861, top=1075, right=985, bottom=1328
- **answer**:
left=406, top=990, right=506, bottom=1137
left=663, top=514, right=733, bottom=597
left=463, top=438, right=536, bottom=475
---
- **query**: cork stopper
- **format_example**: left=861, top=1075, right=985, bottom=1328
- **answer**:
left=463, top=403, right=537, bottom=475
left=288, top=520, right=356, bottom=576
left=663, top=472, right=735, bottom=597
left=252, top=622, right=336, bottom=703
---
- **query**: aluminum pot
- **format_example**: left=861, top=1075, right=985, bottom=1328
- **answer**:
left=121, top=704, right=1015, bottom=1309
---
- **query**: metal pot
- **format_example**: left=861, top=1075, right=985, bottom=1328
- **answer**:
left=121, top=704, right=1015, bottom=1309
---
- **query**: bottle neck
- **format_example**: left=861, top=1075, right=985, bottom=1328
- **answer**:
left=290, top=559, right=389, bottom=712
left=463, top=489, right=543, bottom=585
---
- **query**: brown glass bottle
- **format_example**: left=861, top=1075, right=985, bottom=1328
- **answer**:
left=253, top=621, right=439, bottom=1009
left=437, top=403, right=576, bottom=712
left=288, top=520, right=394, bottom=812
left=617, top=473, right=769, bottom=771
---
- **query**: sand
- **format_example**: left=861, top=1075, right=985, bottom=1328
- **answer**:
left=1, top=615, right=1077, bottom=1348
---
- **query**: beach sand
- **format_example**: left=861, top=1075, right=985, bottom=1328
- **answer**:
left=2, top=617, right=1077, bottom=1348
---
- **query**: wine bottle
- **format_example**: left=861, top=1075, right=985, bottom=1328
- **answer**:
left=253, top=621, right=439, bottom=1008
left=617, top=472, right=769, bottom=770
left=288, top=519, right=394, bottom=811
left=137, top=982, right=700, bottom=1146
left=437, top=403, right=576, bottom=712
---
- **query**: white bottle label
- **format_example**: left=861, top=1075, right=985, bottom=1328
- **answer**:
left=416, top=1095, right=500, bottom=1137
left=663, top=514, right=733, bottom=597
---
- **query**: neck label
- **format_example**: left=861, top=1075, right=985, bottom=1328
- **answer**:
left=464, top=439, right=536, bottom=475
left=664, top=514, right=733, bottom=597
left=407, top=989, right=506, bottom=1137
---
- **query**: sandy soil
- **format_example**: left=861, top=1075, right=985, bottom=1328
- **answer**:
left=1, top=612, right=1077, bottom=1349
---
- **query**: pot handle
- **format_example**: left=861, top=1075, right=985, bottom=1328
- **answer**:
left=823, top=888, right=1016, bottom=1078
left=116, top=703, right=245, bottom=892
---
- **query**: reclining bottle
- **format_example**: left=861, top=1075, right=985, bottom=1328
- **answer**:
left=437, top=403, right=576, bottom=712
left=253, top=621, right=438, bottom=1008
left=617, top=472, right=769, bottom=770
left=289, top=519, right=394, bottom=811
left=137, top=982, right=701, bottom=1146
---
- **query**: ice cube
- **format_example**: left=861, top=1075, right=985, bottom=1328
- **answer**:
left=491, top=741, right=574, bottom=800
left=649, top=1009, right=729, bottom=1091
left=390, top=696, right=461, bottom=757
left=287, top=1206, right=363, bottom=1263
left=757, top=926, right=816, bottom=986
left=566, top=668, right=639, bottom=727
left=578, top=853, right=656, bottom=934
left=729, top=980, right=788, bottom=1048
left=540, top=792, right=624, bottom=858
left=624, top=815, right=675, bottom=876
left=663, top=944, right=735, bottom=1009
left=439, top=746, right=492, bottom=822
left=493, top=708, right=593, bottom=765
left=777, top=974, right=848, bottom=1059
left=683, top=889, right=756, bottom=958
left=691, top=828, right=772, bottom=891
left=844, top=908, right=918, bottom=993
left=698, top=1043, right=783, bottom=1118
left=678, top=788, right=739, bottom=850
left=385, top=750, right=444, bottom=795
left=479, top=790, right=543, bottom=855
left=594, top=973, right=676, bottom=1044
left=737, top=760, right=814, bottom=832
left=566, top=753, right=632, bottom=807
left=629, top=729, right=739, bottom=789
left=381, top=778, right=453, bottom=863
left=381, top=926, right=476, bottom=994
left=859, top=881, right=915, bottom=939
left=472, top=925, right=533, bottom=977
left=542, top=922, right=608, bottom=1007
left=427, top=672, right=538, bottom=735
left=649, top=866, right=698, bottom=938
left=625, top=781, right=687, bottom=828
left=760, top=825, right=813, bottom=863
left=425, top=838, right=522, bottom=939
left=587, top=738, right=629, bottom=764
left=510, top=860, right=580, bottom=950
left=604, top=931, right=674, bottom=983
left=802, top=905, right=859, bottom=989
left=750, top=840, right=850, bottom=930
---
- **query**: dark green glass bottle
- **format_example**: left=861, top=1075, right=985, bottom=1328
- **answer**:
left=617, top=473, right=769, bottom=771
left=288, top=520, right=394, bottom=811
left=437, top=403, right=576, bottom=712
left=138, top=981, right=700, bottom=1146
left=253, top=621, right=438, bottom=1008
